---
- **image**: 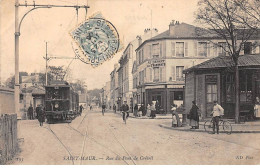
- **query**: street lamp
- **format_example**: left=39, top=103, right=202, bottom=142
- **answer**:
left=14, top=0, right=89, bottom=118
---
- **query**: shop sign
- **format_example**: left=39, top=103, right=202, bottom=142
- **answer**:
left=147, top=59, right=165, bottom=67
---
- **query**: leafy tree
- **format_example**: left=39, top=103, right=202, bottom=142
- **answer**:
left=196, top=0, right=260, bottom=123
left=5, top=72, right=28, bottom=89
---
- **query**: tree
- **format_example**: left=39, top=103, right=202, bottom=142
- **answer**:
left=71, top=80, right=87, bottom=94
left=196, top=0, right=259, bottom=123
left=5, top=72, right=28, bottom=89
left=48, top=66, right=66, bottom=81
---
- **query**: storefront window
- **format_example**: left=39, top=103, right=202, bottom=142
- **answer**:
left=207, top=84, right=217, bottom=103
left=239, top=72, right=252, bottom=102
left=226, top=74, right=235, bottom=102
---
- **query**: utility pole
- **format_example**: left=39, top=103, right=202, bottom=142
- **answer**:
left=14, top=0, right=89, bottom=119
left=45, top=42, right=49, bottom=86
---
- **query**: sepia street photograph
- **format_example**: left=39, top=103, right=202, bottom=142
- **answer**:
left=0, top=0, right=260, bottom=165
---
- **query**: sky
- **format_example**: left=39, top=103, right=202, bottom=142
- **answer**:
left=0, top=0, right=198, bottom=90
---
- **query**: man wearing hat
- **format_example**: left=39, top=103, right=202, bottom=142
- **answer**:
left=211, top=101, right=224, bottom=134
left=121, top=101, right=129, bottom=121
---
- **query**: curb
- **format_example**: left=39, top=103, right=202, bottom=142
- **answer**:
left=159, top=124, right=260, bottom=134
left=113, top=112, right=172, bottom=120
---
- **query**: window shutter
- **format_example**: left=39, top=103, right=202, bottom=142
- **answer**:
left=160, top=43, right=162, bottom=57
left=214, top=44, right=217, bottom=56
left=207, top=42, right=210, bottom=57
left=185, top=42, right=188, bottom=57
left=159, top=67, right=162, bottom=81
left=172, top=66, right=176, bottom=81
left=149, top=68, right=152, bottom=82
left=171, top=42, right=175, bottom=57
left=194, top=42, right=197, bottom=57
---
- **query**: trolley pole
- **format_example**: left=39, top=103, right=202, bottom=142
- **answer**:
left=14, top=0, right=89, bottom=118
left=45, top=42, right=48, bottom=86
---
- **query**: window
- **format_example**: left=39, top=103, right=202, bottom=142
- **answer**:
left=206, top=75, right=218, bottom=103
left=207, top=84, right=218, bottom=103
left=148, top=45, right=152, bottom=58
left=176, top=42, right=184, bottom=57
left=149, top=68, right=152, bottom=82
left=154, top=67, right=159, bottom=81
left=239, top=72, right=252, bottom=102
left=218, top=42, right=226, bottom=56
left=244, top=42, right=252, bottom=54
left=152, top=43, right=159, bottom=58
left=171, top=42, right=175, bottom=57
left=226, top=74, right=235, bottom=102
left=198, top=42, right=207, bottom=57
left=176, top=66, right=184, bottom=81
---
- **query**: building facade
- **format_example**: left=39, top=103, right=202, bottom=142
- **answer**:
left=135, top=21, right=260, bottom=114
left=110, top=64, right=119, bottom=110
left=118, top=29, right=158, bottom=111
left=184, top=54, right=260, bottom=119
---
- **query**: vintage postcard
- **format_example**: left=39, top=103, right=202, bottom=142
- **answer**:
left=0, top=0, right=260, bottom=165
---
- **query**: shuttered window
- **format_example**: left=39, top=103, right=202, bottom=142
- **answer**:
left=184, top=42, right=188, bottom=57
left=176, top=42, right=184, bottom=57
left=171, top=66, right=176, bottom=81
left=171, top=42, right=175, bottom=57
left=194, top=42, right=197, bottom=57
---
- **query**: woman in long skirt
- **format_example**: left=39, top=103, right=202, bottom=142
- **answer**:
left=189, top=101, right=199, bottom=129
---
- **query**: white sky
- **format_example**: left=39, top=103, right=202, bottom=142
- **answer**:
left=0, top=0, right=198, bottom=89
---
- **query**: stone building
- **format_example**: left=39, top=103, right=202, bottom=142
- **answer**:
left=134, top=21, right=260, bottom=113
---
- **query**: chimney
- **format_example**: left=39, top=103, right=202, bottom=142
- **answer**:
left=136, top=35, right=142, bottom=46
left=169, top=20, right=176, bottom=36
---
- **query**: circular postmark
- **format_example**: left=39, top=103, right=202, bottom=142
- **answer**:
left=71, top=17, right=120, bottom=66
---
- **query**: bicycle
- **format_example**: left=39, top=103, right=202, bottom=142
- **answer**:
left=204, top=117, right=232, bottom=134
left=122, top=111, right=129, bottom=124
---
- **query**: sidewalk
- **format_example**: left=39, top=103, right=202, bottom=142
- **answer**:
left=112, top=110, right=172, bottom=119
left=159, top=120, right=260, bottom=133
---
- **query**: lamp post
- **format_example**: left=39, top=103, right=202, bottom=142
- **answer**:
left=14, top=0, right=89, bottom=118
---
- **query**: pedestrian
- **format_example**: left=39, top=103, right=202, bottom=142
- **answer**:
left=189, top=101, right=200, bottom=129
left=138, top=104, right=143, bottom=117
left=254, top=97, right=260, bottom=119
left=171, top=104, right=177, bottom=127
left=121, top=101, right=129, bottom=121
left=38, top=105, right=45, bottom=127
left=102, top=103, right=106, bottom=115
left=35, top=104, right=41, bottom=119
left=113, top=104, right=117, bottom=113
left=90, top=105, right=92, bottom=111
left=150, top=102, right=156, bottom=119
left=79, top=105, right=84, bottom=116
left=27, top=104, right=34, bottom=120
left=134, top=104, right=138, bottom=117
left=140, top=104, right=146, bottom=116
left=211, top=101, right=224, bottom=134
left=146, top=104, right=151, bottom=117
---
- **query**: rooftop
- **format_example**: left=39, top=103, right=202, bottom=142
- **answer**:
left=184, top=54, right=260, bottom=73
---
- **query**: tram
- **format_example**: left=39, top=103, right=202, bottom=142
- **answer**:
left=45, top=81, right=79, bottom=123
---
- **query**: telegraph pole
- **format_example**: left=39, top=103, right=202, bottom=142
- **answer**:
left=14, top=0, right=89, bottom=118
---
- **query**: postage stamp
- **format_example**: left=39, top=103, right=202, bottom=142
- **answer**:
left=71, top=13, right=120, bottom=67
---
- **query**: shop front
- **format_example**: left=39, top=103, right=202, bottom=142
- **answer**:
left=184, top=55, right=260, bottom=119
left=145, top=85, right=184, bottom=114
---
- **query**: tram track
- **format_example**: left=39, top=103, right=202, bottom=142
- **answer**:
left=45, top=124, right=75, bottom=165
left=67, top=112, right=133, bottom=165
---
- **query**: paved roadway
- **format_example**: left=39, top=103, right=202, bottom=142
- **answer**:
left=9, top=108, right=260, bottom=165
